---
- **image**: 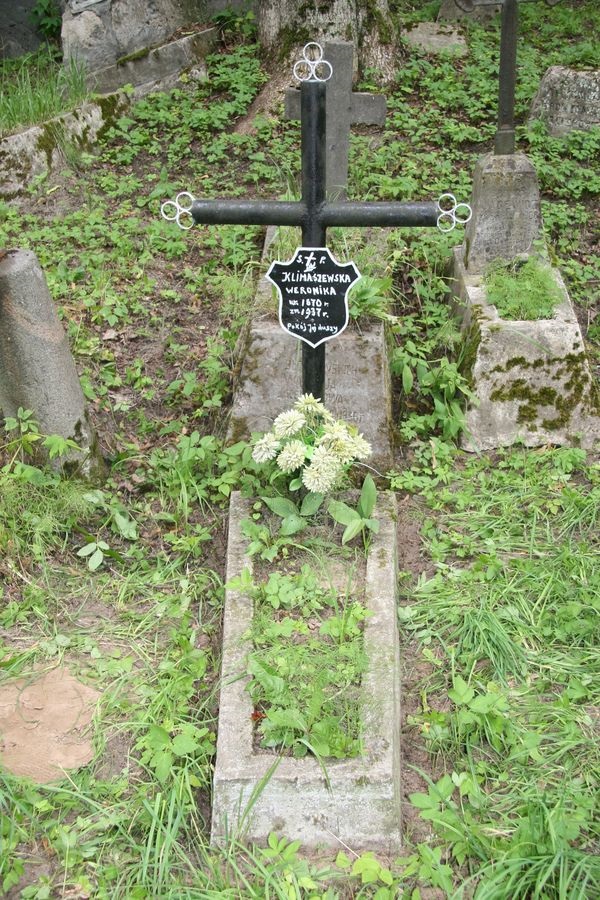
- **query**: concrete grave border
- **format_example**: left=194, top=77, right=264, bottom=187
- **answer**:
left=211, top=491, right=401, bottom=852
left=0, top=27, right=217, bottom=199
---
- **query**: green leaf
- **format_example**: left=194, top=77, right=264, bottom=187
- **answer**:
left=448, top=675, right=475, bottom=706
left=113, top=511, right=137, bottom=540
left=289, top=477, right=302, bottom=491
left=262, top=496, right=299, bottom=519
left=77, top=542, right=97, bottom=557
left=172, top=733, right=198, bottom=756
left=363, top=518, right=380, bottom=533
left=266, top=707, right=307, bottom=732
left=402, top=364, right=414, bottom=394
left=342, top=518, right=364, bottom=545
left=328, top=499, right=360, bottom=526
left=279, top=514, right=306, bottom=536
left=336, top=851, right=352, bottom=869
left=88, top=548, right=104, bottom=571
left=300, top=491, right=324, bottom=516
left=153, top=750, right=173, bottom=782
left=358, top=474, right=377, bottom=518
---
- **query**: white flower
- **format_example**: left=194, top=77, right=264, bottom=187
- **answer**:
left=318, top=422, right=356, bottom=464
left=252, top=432, right=280, bottom=463
left=302, top=444, right=343, bottom=493
left=272, top=409, right=306, bottom=438
left=347, top=433, right=372, bottom=461
left=294, top=393, right=332, bottom=423
left=276, top=439, right=307, bottom=473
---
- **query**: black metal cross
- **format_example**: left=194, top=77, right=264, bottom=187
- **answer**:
left=454, top=0, right=562, bottom=154
left=162, top=44, right=470, bottom=402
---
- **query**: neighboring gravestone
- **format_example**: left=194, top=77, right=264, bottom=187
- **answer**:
left=284, top=41, right=386, bottom=199
left=463, top=153, right=541, bottom=273
left=61, top=0, right=206, bottom=73
left=453, top=250, right=600, bottom=450
left=0, top=0, right=41, bottom=58
left=529, top=67, right=600, bottom=136
left=438, top=0, right=501, bottom=21
left=0, top=250, right=102, bottom=475
left=402, top=22, right=467, bottom=56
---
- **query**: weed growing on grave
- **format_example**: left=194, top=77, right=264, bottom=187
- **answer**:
left=0, top=47, right=89, bottom=137
left=485, top=254, right=564, bottom=320
left=233, top=563, right=369, bottom=758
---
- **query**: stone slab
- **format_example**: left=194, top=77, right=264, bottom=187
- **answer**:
left=463, top=152, right=542, bottom=274
left=529, top=66, right=600, bottom=136
left=402, top=22, right=467, bottom=56
left=88, top=27, right=217, bottom=95
left=452, top=248, right=600, bottom=451
left=228, top=317, right=392, bottom=473
left=211, top=491, right=401, bottom=852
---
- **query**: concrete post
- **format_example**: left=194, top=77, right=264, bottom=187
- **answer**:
left=0, top=249, right=102, bottom=475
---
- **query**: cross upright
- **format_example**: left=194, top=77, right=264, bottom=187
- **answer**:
left=453, top=0, right=562, bottom=154
left=162, top=43, right=470, bottom=403
left=284, top=41, right=386, bottom=199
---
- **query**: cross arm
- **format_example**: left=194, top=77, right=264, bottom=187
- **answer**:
left=191, top=200, right=304, bottom=227
left=322, top=201, right=439, bottom=228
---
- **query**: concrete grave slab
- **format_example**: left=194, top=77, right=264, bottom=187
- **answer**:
left=452, top=249, right=600, bottom=451
left=228, top=317, right=392, bottom=473
left=211, top=492, right=401, bottom=852
left=529, top=66, right=600, bottom=136
left=402, top=22, right=467, bottom=56
left=463, top=153, right=542, bottom=274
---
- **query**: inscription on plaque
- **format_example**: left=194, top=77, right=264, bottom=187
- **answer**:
left=266, top=247, right=360, bottom=349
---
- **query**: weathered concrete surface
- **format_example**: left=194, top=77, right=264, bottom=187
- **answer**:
left=438, top=0, right=501, bottom=23
left=402, top=22, right=467, bottom=56
left=452, top=249, right=600, bottom=451
left=0, top=93, right=128, bottom=198
left=529, top=66, right=600, bottom=136
left=284, top=42, right=386, bottom=199
left=211, top=492, right=401, bottom=852
left=463, top=153, right=542, bottom=274
left=62, top=0, right=207, bottom=72
left=228, top=318, right=392, bottom=473
left=88, top=27, right=216, bottom=94
left=0, top=250, right=101, bottom=472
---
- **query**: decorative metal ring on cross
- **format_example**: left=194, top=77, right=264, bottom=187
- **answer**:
left=161, top=191, right=196, bottom=230
left=293, top=42, right=333, bottom=83
left=436, top=193, right=472, bottom=233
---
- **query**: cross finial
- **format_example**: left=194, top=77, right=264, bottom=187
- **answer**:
left=293, top=42, right=333, bottom=83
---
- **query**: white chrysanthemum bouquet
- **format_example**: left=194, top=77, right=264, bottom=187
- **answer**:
left=251, top=394, right=372, bottom=494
